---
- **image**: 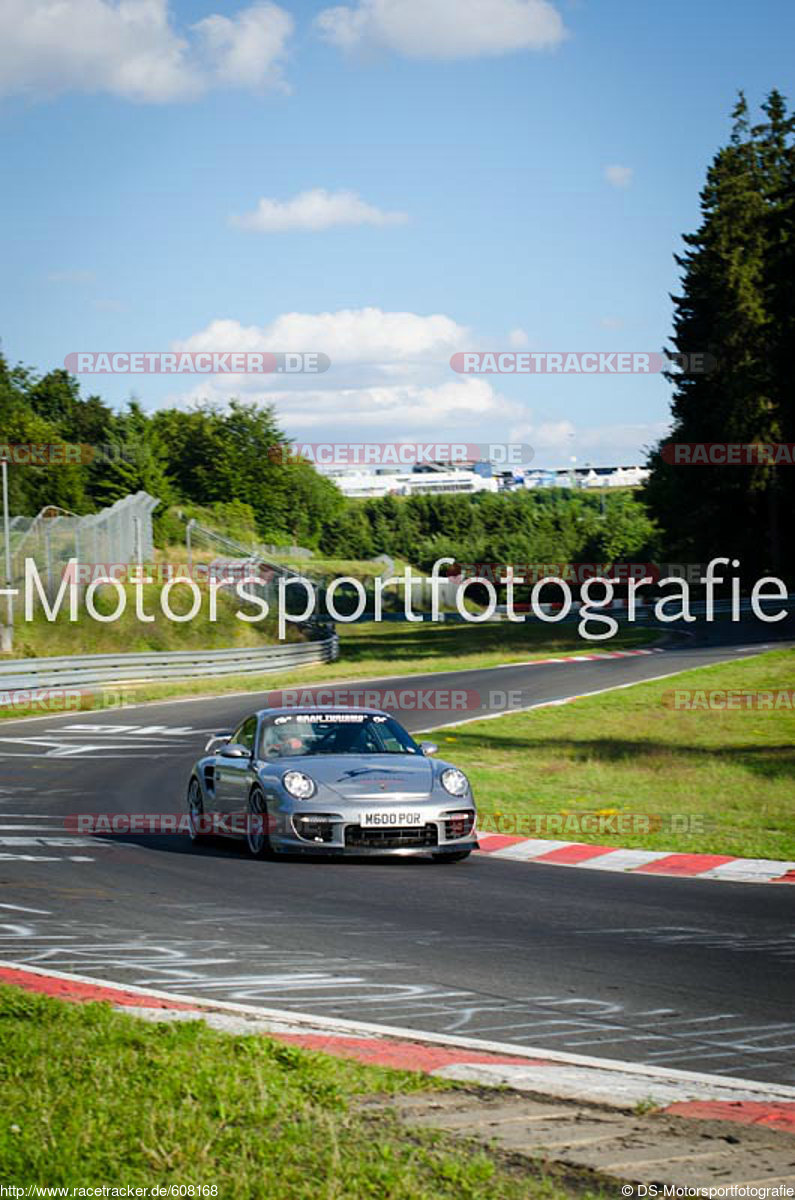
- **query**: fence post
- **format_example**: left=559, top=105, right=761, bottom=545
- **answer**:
left=186, top=518, right=196, bottom=576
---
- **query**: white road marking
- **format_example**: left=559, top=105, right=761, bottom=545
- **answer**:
left=0, top=837, right=101, bottom=846
left=0, top=854, right=94, bottom=862
left=0, top=902, right=51, bottom=914
left=0, top=825, right=71, bottom=831
left=55, top=724, right=203, bottom=735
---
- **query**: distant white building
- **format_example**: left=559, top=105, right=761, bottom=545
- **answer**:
left=322, top=464, right=499, bottom=499
left=500, top=465, right=649, bottom=490
left=575, top=465, right=650, bottom=489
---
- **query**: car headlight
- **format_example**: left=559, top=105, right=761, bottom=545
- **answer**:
left=441, top=768, right=469, bottom=796
left=282, top=771, right=317, bottom=800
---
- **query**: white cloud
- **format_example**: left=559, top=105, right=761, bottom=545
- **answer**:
left=174, top=307, right=467, bottom=364
left=168, top=307, right=666, bottom=462
left=315, top=0, right=566, bottom=59
left=194, top=3, right=292, bottom=92
left=169, top=306, right=521, bottom=446
left=509, top=419, right=668, bottom=463
left=173, top=378, right=516, bottom=446
left=230, top=189, right=408, bottom=233
left=507, top=327, right=530, bottom=348
left=0, top=0, right=292, bottom=103
left=604, top=164, right=633, bottom=189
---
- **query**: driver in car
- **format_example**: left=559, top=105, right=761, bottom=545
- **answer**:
left=263, top=723, right=308, bottom=758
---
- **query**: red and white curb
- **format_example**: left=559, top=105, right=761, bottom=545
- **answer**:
left=523, top=648, right=663, bottom=663
left=488, top=648, right=664, bottom=667
left=476, top=835, right=795, bottom=883
left=2, top=961, right=795, bottom=1130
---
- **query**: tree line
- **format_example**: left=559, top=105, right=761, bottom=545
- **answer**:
left=3, top=90, right=791, bottom=581
left=646, top=90, right=795, bottom=582
left=0, top=356, right=656, bottom=567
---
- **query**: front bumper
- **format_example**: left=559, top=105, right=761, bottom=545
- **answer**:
left=271, top=800, right=478, bottom=856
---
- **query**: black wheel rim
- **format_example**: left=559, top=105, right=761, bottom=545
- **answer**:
left=188, top=780, right=203, bottom=840
left=247, top=792, right=266, bottom=855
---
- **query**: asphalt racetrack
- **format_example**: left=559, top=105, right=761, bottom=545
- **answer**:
left=0, top=617, right=793, bottom=1085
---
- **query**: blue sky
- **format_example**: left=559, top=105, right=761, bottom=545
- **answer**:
left=1, top=0, right=793, bottom=465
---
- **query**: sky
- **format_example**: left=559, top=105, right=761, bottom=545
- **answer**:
left=1, top=0, right=794, bottom=467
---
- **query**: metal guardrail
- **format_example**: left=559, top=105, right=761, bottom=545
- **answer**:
left=0, top=634, right=339, bottom=691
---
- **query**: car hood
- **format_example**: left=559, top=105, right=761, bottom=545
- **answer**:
left=267, top=754, right=436, bottom=801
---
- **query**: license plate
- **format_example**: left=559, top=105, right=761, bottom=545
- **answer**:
left=361, top=811, right=424, bottom=827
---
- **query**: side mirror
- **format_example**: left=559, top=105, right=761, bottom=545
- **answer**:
left=219, top=743, right=250, bottom=759
left=420, top=741, right=438, bottom=756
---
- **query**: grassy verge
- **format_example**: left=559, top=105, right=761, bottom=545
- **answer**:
left=423, top=648, right=795, bottom=859
left=0, top=619, right=656, bottom=720
left=8, top=579, right=292, bottom=658
left=0, top=987, right=590, bottom=1199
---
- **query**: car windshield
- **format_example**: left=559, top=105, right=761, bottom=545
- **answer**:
left=259, top=713, right=421, bottom=758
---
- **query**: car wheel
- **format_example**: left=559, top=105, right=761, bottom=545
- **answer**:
left=187, top=777, right=207, bottom=844
left=432, top=851, right=471, bottom=863
left=246, top=787, right=271, bottom=858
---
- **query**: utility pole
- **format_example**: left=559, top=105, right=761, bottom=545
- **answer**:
left=1, top=460, right=14, bottom=653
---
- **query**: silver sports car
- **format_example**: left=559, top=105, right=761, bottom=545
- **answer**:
left=186, top=706, right=477, bottom=861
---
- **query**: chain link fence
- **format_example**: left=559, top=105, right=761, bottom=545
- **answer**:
left=2, top=492, right=160, bottom=601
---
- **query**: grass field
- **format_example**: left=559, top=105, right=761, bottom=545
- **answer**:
left=0, top=617, right=656, bottom=720
left=423, top=648, right=795, bottom=860
left=8, top=578, right=291, bottom=659
left=0, top=987, right=591, bottom=1200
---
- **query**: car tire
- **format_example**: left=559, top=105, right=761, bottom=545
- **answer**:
left=432, top=851, right=471, bottom=863
left=187, top=777, right=207, bottom=844
left=246, top=787, right=271, bottom=858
